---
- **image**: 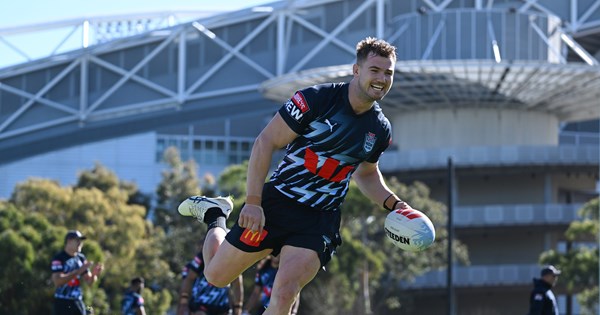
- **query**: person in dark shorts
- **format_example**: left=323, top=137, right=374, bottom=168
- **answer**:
left=176, top=239, right=243, bottom=315
left=178, top=37, right=413, bottom=315
left=121, top=277, right=146, bottom=315
left=51, top=230, right=104, bottom=315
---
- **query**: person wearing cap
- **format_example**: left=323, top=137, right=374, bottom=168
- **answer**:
left=121, top=277, right=146, bottom=315
left=527, top=265, right=561, bottom=315
left=51, top=230, right=104, bottom=315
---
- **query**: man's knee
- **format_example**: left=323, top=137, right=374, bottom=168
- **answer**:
left=203, top=269, right=229, bottom=288
left=271, top=283, right=300, bottom=305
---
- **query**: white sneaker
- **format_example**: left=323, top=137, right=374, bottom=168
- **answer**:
left=178, top=196, right=234, bottom=222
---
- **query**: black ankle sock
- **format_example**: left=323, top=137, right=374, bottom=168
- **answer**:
left=204, top=207, right=226, bottom=224
left=207, top=216, right=227, bottom=231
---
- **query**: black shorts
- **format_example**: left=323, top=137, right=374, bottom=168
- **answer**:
left=225, top=182, right=342, bottom=267
left=54, top=298, right=87, bottom=315
left=188, top=303, right=229, bottom=315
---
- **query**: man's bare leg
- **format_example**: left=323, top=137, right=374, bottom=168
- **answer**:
left=178, top=196, right=271, bottom=287
left=202, top=226, right=227, bottom=270
left=204, top=239, right=270, bottom=287
left=263, top=246, right=320, bottom=315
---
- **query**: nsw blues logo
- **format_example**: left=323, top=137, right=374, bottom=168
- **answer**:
left=363, top=132, right=376, bottom=153
left=285, top=91, right=310, bottom=122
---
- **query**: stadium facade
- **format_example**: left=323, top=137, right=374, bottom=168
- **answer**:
left=1, top=0, right=599, bottom=314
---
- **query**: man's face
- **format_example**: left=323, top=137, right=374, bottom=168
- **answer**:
left=543, top=274, right=558, bottom=286
left=68, top=238, right=84, bottom=252
left=550, top=275, right=558, bottom=286
left=354, top=52, right=395, bottom=101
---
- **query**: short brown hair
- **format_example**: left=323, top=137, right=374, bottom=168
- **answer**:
left=356, top=37, right=397, bottom=64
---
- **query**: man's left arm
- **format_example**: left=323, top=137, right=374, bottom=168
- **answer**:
left=137, top=303, right=147, bottom=315
left=352, top=161, right=409, bottom=211
left=83, top=262, right=103, bottom=284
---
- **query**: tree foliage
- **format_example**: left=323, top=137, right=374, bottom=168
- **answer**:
left=4, top=165, right=172, bottom=314
left=0, top=202, right=60, bottom=314
left=154, top=146, right=202, bottom=229
left=539, top=198, right=599, bottom=315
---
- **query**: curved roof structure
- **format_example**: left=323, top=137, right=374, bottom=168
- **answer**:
left=262, top=60, right=600, bottom=121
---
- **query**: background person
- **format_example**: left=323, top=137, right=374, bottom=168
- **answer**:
left=51, top=230, right=104, bottom=315
left=243, top=255, right=299, bottom=315
left=121, top=277, right=146, bottom=315
left=176, top=240, right=243, bottom=315
left=527, top=265, right=561, bottom=315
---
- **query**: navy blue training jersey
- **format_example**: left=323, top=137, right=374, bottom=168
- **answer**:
left=272, top=82, right=392, bottom=210
left=51, top=251, right=88, bottom=300
left=183, top=253, right=231, bottom=312
left=121, top=290, right=144, bottom=315
left=254, top=264, right=278, bottom=313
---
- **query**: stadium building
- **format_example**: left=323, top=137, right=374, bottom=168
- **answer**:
left=0, top=0, right=598, bottom=314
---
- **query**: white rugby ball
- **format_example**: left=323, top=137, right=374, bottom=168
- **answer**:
left=384, top=208, right=435, bottom=252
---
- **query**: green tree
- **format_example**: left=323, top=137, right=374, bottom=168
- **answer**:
left=539, top=198, right=599, bottom=315
left=0, top=202, right=61, bottom=314
left=153, top=147, right=210, bottom=306
left=155, top=146, right=202, bottom=229
left=7, top=164, right=172, bottom=314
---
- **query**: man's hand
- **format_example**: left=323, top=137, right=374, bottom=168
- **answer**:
left=79, top=261, right=92, bottom=275
left=394, top=200, right=411, bottom=210
left=238, top=204, right=266, bottom=234
left=176, top=296, right=189, bottom=315
left=91, top=263, right=104, bottom=276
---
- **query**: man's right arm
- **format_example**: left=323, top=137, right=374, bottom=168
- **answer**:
left=243, top=285, right=262, bottom=315
left=51, top=262, right=91, bottom=287
left=239, top=113, right=299, bottom=233
left=176, top=269, right=197, bottom=315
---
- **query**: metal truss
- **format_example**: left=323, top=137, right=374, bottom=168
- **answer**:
left=0, top=11, right=217, bottom=68
left=0, top=0, right=599, bottom=163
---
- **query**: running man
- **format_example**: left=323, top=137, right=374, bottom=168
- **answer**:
left=179, top=37, right=411, bottom=315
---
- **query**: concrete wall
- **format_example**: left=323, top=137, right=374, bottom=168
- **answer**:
left=0, top=133, right=160, bottom=198
left=553, top=172, right=599, bottom=203
left=458, top=173, right=547, bottom=205
left=392, top=108, right=559, bottom=150
left=458, top=228, right=564, bottom=265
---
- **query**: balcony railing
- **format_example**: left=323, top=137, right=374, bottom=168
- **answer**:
left=455, top=203, right=583, bottom=227
left=402, top=264, right=541, bottom=288
left=379, top=145, right=599, bottom=172
left=559, top=131, right=599, bottom=146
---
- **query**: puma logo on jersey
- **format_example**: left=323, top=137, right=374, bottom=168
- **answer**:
left=324, top=119, right=337, bottom=132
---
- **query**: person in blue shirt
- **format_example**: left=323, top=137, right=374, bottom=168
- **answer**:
left=176, top=239, right=243, bottom=315
left=243, top=255, right=299, bottom=315
left=51, top=230, right=104, bottom=315
left=122, top=277, right=146, bottom=315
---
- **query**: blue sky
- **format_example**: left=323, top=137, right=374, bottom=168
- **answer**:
left=0, top=0, right=272, bottom=28
left=0, top=0, right=272, bottom=68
